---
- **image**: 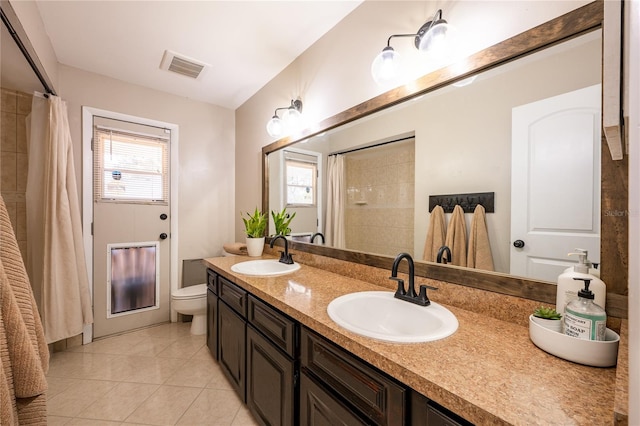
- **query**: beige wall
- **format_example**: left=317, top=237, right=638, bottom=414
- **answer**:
left=57, top=64, right=236, bottom=279
left=234, top=0, right=591, bottom=241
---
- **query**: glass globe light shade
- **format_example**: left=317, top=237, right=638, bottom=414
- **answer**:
left=418, top=21, right=459, bottom=66
left=266, top=116, right=284, bottom=138
left=371, top=46, right=401, bottom=86
left=282, top=107, right=302, bottom=130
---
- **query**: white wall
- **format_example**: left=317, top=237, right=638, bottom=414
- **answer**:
left=234, top=0, right=591, bottom=240
left=58, top=64, right=236, bottom=279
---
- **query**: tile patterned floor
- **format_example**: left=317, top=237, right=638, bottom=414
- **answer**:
left=46, top=322, right=259, bottom=426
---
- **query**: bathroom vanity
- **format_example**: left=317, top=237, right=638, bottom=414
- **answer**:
left=203, top=254, right=623, bottom=425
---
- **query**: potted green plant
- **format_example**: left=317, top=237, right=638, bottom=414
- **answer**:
left=531, top=306, right=563, bottom=332
left=271, top=208, right=296, bottom=237
left=242, top=207, right=266, bottom=256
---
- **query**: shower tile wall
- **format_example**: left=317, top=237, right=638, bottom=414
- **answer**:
left=0, top=88, right=31, bottom=264
left=345, top=141, right=414, bottom=257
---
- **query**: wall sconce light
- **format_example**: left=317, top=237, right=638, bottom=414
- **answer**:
left=371, top=9, right=457, bottom=86
left=266, top=99, right=303, bottom=138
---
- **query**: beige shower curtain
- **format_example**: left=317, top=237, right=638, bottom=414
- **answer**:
left=325, top=155, right=346, bottom=248
left=26, top=95, right=93, bottom=344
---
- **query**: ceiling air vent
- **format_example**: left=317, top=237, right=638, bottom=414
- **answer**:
left=159, top=50, right=208, bottom=79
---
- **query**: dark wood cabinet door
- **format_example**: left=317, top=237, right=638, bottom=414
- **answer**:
left=218, top=301, right=246, bottom=402
left=246, top=325, right=295, bottom=426
left=206, top=288, right=218, bottom=359
left=299, top=371, right=367, bottom=426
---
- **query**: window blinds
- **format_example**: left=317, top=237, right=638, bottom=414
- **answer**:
left=93, top=125, right=169, bottom=204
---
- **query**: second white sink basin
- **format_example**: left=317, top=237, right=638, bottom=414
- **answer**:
left=230, top=259, right=300, bottom=276
left=327, top=291, right=458, bottom=343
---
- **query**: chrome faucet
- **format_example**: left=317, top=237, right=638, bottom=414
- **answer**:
left=389, top=253, right=436, bottom=306
left=436, top=245, right=452, bottom=264
left=270, top=235, right=294, bottom=264
left=310, top=232, right=325, bottom=244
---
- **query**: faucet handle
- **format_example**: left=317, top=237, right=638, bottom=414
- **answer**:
left=417, top=285, right=438, bottom=306
left=389, top=277, right=405, bottom=296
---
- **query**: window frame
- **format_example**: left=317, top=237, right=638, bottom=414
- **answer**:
left=285, top=158, right=317, bottom=207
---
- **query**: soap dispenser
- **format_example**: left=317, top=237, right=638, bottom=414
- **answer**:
left=564, top=278, right=606, bottom=341
left=555, top=250, right=606, bottom=315
left=561, top=248, right=601, bottom=277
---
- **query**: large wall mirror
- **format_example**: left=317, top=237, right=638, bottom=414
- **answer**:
left=262, top=2, right=628, bottom=318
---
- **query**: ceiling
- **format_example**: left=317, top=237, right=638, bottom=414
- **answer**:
left=2, top=1, right=362, bottom=109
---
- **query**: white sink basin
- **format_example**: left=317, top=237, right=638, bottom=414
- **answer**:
left=327, top=291, right=458, bottom=343
left=230, top=259, right=300, bottom=276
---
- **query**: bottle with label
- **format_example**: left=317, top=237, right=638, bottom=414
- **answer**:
left=555, top=250, right=606, bottom=315
left=564, top=278, right=607, bottom=341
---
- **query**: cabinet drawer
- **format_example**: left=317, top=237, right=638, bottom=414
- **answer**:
left=207, top=269, right=217, bottom=294
left=301, top=327, right=406, bottom=426
left=248, top=295, right=297, bottom=358
left=218, top=275, right=247, bottom=318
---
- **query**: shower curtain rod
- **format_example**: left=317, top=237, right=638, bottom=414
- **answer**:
left=328, top=135, right=414, bottom=157
left=0, top=7, right=57, bottom=96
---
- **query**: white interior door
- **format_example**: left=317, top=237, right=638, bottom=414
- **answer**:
left=510, top=84, right=601, bottom=281
left=92, top=116, right=172, bottom=339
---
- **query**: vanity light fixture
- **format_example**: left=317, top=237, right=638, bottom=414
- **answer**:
left=266, top=99, right=303, bottom=138
left=371, top=9, right=456, bottom=86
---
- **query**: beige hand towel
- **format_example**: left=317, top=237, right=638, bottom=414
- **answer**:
left=223, top=242, right=248, bottom=256
left=423, top=206, right=446, bottom=262
left=467, top=204, right=494, bottom=271
left=445, top=205, right=467, bottom=267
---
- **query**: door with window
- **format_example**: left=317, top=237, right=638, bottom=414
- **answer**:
left=269, top=149, right=321, bottom=237
left=269, top=149, right=322, bottom=238
left=92, top=116, right=172, bottom=338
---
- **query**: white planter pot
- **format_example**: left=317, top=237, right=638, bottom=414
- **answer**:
left=246, top=237, right=265, bottom=257
left=531, top=316, right=563, bottom=333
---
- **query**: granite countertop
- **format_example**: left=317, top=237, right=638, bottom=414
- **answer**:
left=204, top=255, right=619, bottom=425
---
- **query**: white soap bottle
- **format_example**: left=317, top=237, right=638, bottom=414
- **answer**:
left=564, top=278, right=607, bottom=341
left=555, top=251, right=606, bottom=315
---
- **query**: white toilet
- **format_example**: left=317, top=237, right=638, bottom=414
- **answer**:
left=171, top=283, right=207, bottom=335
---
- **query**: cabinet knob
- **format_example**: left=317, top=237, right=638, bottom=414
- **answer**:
left=159, top=233, right=168, bottom=240
left=513, top=239, right=525, bottom=248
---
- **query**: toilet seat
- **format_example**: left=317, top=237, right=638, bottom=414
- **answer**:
left=172, top=283, right=206, bottom=300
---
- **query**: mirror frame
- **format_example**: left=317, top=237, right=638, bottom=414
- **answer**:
left=262, top=1, right=628, bottom=318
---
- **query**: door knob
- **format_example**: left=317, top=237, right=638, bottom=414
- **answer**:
left=513, top=239, right=525, bottom=248
left=159, top=233, right=168, bottom=240
left=160, top=213, right=168, bottom=220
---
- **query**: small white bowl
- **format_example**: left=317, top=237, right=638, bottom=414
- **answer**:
left=528, top=315, right=619, bottom=367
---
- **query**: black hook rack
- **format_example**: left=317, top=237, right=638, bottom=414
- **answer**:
left=428, top=192, right=494, bottom=213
